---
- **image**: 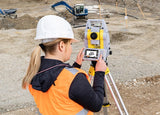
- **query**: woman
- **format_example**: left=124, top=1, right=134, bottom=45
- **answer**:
left=22, top=15, right=107, bottom=115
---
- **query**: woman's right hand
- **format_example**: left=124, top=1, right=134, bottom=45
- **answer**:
left=95, top=55, right=107, bottom=72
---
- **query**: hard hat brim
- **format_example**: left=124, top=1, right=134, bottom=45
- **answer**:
left=36, top=37, right=79, bottom=43
left=70, top=38, right=79, bottom=43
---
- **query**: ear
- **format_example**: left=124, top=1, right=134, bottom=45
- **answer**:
left=58, top=41, right=65, bottom=52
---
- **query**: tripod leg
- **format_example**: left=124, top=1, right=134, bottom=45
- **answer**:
left=105, top=75, right=124, bottom=115
left=108, top=73, right=129, bottom=115
left=103, top=81, right=110, bottom=115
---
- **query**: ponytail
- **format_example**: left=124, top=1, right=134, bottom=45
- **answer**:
left=22, top=38, right=71, bottom=89
left=22, top=46, right=41, bottom=89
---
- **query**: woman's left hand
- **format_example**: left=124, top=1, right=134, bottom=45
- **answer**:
left=76, top=48, right=84, bottom=65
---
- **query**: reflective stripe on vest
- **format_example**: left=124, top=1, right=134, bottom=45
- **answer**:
left=65, top=67, right=79, bottom=75
left=77, top=109, right=88, bottom=115
left=37, top=108, right=89, bottom=115
left=37, top=107, right=89, bottom=115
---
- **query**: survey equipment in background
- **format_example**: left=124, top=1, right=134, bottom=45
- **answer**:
left=83, top=19, right=129, bottom=115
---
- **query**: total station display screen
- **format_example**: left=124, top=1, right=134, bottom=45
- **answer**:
left=84, top=49, right=99, bottom=59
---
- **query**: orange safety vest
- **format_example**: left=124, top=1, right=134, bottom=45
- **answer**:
left=29, top=67, right=93, bottom=115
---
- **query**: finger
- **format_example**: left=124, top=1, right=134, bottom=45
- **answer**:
left=80, top=51, right=84, bottom=58
left=78, top=48, right=84, bottom=57
left=80, top=48, right=84, bottom=55
left=99, top=54, right=103, bottom=61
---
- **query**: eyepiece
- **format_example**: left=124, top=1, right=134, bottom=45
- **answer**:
left=90, top=32, right=97, bottom=40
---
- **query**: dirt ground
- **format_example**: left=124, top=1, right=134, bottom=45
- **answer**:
left=0, top=0, right=160, bottom=115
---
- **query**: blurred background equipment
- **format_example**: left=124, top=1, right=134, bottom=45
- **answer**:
left=0, top=9, right=17, bottom=19
left=51, top=1, right=88, bottom=19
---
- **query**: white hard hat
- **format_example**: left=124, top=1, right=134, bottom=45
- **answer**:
left=35, top=15, right=78, bottom=43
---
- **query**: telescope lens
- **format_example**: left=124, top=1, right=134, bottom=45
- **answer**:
left=90, top=32, right=97, bottom=40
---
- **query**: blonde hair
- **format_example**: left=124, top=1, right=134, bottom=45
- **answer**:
left=22, top=38, right=71, bottom=89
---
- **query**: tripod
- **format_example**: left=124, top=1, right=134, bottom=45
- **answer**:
left=88, top=61, right=129, bottom=115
